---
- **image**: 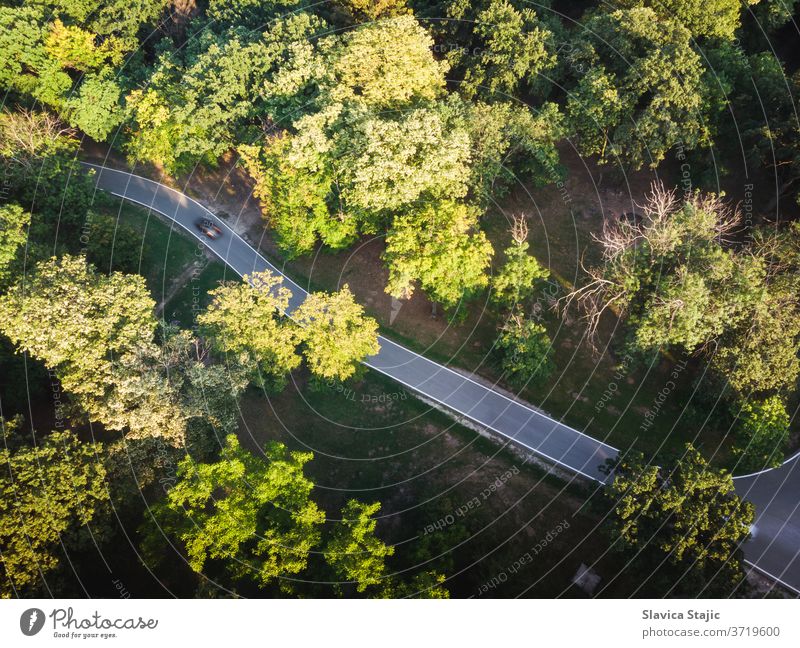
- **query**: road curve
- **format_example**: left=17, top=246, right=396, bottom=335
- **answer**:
left=734, top=453, right=800, bottom=595
left=84, top=163, right=617, bottom=483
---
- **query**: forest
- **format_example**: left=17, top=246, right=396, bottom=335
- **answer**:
left=1, top=0, right=799, bottom=599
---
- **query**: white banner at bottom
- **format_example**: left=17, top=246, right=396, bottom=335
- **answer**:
left=0, top=599, right=797, bottom=647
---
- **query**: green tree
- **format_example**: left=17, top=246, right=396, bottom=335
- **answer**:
left=322, top=14, right=448, bottom=109
left=384, top=200, right=493, bottom=307
left=612, top=0, right=755, bottom=40
left=462, top=100, right=564, bottom=202
left=0, top=6, right=72, bottom=109
left=0, top=4, right=153, bottom=133
left=335, top=103, right=472, bottom=214
left=0, top=255, right=156, bottom=422
left=565, top=67, right=625, bottom=163
left=496, top=314, right=554, bottom=388
left=126, top=14, right=324, bottom=172
left=84, top=211, right=141, bottom=274
left=141, top=435, right=325, bottom=587
left=44, top=18, right=123, bottom=71
left=1, top=430, right=108, bottom=598
left=256, top=100, right=472, bottom=243
left=744, top=0, right=800, bottom=39
left=326, top=500, right=394, bottom=593
left=65, top=73, right=124, bottom=141
left=712, top=223, right=800, bottom=396
left=734, top=397, right=790, bottom=472
left=385, top=570, right=450, bottom=599
left=29, top=0, right=168, bottom=50
left=491, top=215, right=549, bottom=308
left=239, top=133, right=338, bottom=258
left=725, top=56, right=800, bottom=208
left=294, top=286, right=380, bottom=381
left=238, top=26, right=562, bottom=267
left=606, top=445, right=754, bottom=596
left=113, top=326, right=248, bottom=449
left=206, top=0, right=303, bottom=28
left=447, top=0, right=557, bottom=99
left=568, top=185, right=763, bottom=355
left=198, top=271, right=301, bottom=389
left=0, top=204, right=30, bottom=287
left=0, top=109, right=98, bottom=234
left=0, top=256, right=193, bottom=444
left=712, top=288, right=800, bottom=396
left=567, top=8, right=709, bottom=169
left=335, top=0, right=408, bottom=21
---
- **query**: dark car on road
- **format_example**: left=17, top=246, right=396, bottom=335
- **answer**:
left=195, top=218, right=223, bottom=240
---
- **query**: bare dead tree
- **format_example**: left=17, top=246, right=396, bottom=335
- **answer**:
left=501, top=309, right=525, bottom=334
left=559, top=181, right=741, bottom=343
left=558, top=265, right=628, bottom=342
left=510, top=213, right=528, bottom=245
left=0, top=108, right=74, bottom=173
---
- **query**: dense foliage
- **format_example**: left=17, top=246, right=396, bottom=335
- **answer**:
left=1, top=0, right=798, bottom=600
left=0, top=427, right=108, bottom=597
left=605, top=445, right=754, bottom=596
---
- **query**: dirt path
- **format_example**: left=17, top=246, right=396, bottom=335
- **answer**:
left=154, top=259, right=204, bottom=316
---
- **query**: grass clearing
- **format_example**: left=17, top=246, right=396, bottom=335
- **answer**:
left=162, top=260, right=230, bottom=329
left=235, top=368, right=617, bottom=597
left=104, top=197, right=622, bottom=597
left=95, top=162, right=729, bottom=597
left=100, top=199, right=201, bottom=305
left=114, top=150, right=732, bottom=466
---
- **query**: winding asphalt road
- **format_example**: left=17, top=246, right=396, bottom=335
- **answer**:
left=84, top=163, right=617, bottom=483
left=84, top=163, right=800, bottom=595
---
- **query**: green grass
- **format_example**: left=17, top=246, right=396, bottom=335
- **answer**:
left=250, top=210, right=730, bottom=466
left=103, top=200, right=201, bottom=304
left=100, top=181, right=714, bottom=597
left=235, top=368, right=612, bottom=597
left=105, top=185, right=731, bottom=466
left=162, top=261, right=230, bottom=329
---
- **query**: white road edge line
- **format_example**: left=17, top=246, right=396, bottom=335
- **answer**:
left=744, top=560, right=800, bottom=596
left=104, top=187, right=608, bottom=483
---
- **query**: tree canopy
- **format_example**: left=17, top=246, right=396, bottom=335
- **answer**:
left=384, top=200, right=494, bottom=307
left=199, top=271, right=300, bottom=389
left=0, top=205, right=30, bottom=287
left=1, top=429, right=108, bottom=597
left=0, top=256, right=240, bottom=446
left=612, top=0, right=754, bottom=40
left=142, top=434, right=325, bottom=586
left=446, top=0, right=557, bottom=99
left=0, top=255, right=158, bottom=430
left=606, top=445, right=754, bottom=595
left=496, top=314, right=555, bottom=388
left=326, top=500, right=395, bottom=593
left=321, top=15, right=448, bottom=108
left=294, top=286, right=380, bottom=381
left=126, top=13, right=324, bottom=172
left=491, top=216, right=549, bottom=308
left=567, top=8, right=710, bottom=169
left=733, top=397, right=791, bottom=472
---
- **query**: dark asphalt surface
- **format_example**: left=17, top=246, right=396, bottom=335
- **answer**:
left=85, top=163, right=800, bottom=594
left=734, top=454, right=800, bottom=594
